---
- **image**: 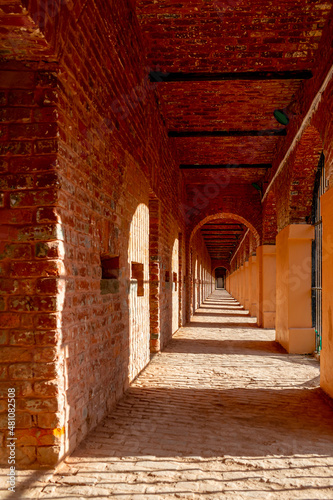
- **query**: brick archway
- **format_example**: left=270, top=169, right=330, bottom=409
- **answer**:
left=212, top=262, right=231, bottom=273
left=189, top=212, right=261, bottom=247
left=275, top=125, right=323, bottom=231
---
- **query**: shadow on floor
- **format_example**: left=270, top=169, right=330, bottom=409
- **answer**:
left=193, top=312, right=251, bottom=317
left=163, top=338, right=285, bottom=356
left=73, top=386, right=333, bottom=459
left=188, top=321, right=259, bottom=330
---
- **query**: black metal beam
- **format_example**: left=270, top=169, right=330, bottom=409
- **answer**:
left=204, top=236, right=240, bottom=239
left=181, top=163, right=272, bottom=169
left=149, top=70, right=312, bottom=83
left=201, top=230, right=243, bottom=233
left=169, top=129, right=286, bottom=138
left=204, top=223, right=244, bottom=227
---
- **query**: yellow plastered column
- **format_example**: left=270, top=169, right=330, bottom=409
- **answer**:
left=244, top=261, right=250, bottom=311
left=321, top=188, right=333, bottom=398
left=249, top=254, right=258, bottom=318
left=257, top=245, right=276, bottom=328
left=234, top=269, right=238, bottom=300
left=276, top=224, right=315, bottom=354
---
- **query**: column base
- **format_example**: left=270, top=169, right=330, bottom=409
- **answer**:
left=279, top=328, right=315, bottom=354
left=249, top=302, right=257, bottom=318
left=262, top=311, right=275, bottom=329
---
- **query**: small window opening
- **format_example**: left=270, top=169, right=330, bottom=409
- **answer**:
left=165, top=270, right=170, bottom=283
left=173, top=272, right=177, bottom=291
left=132, top=262, right=144, bottom=296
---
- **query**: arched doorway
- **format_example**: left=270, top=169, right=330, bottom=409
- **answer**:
left=187, top=212, right=261, bottom=320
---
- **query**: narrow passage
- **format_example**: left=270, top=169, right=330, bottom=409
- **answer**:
left=11, top=291, right=333, bottom=499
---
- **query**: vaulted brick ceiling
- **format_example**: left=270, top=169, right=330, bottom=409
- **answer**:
left=136, top=0, right=332, bottom=260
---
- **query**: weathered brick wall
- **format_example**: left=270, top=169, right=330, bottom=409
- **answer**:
left=262, top=191, right=278, bottom=244
left=265, top=9, right=333, bottom=227
left=158, top=206, right=185, bottom=349
left=311, top=76, right=333, bottom=188
left=186, top=184, right=263, bottom=245
left=0, top=0, right=189, bottom=468
left=149, top=195, right=160, bottom=353
left=0, top=62, right=66, bottom=466
left=274, top=126, right=323, bottom=232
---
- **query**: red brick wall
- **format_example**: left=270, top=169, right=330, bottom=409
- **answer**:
left=274, top=126, right=322, bottom=232
left=265, top=9, right=333, bottom=229
left=0, top=0, right=188, bottom=467
left=149, top=195, right=161, bottom=353
left=262, top=191, right=278, bottom=244
left=186, top=183, right=263, bottom=245
left=0, top=62, right=64, bottom=466
left=311, top=77, right=333, bottom=188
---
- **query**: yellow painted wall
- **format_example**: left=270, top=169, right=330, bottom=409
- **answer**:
left=275, top=224, right=315, bottom=353
left=257, top=245, right=276, bottom=328
left=244, top=261, right=250, bottom=310
left=249, top=255, right=258, bottom=318
left=321, top=188, right=333, bottom=398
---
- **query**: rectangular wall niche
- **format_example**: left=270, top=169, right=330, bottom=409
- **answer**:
left=101, top=256, right=119, bottom=279
left=100, top=255, right=120, bottom=295
left=132, top=262, right=144, bottom=296
left=173, top=272, right=178, bottom=291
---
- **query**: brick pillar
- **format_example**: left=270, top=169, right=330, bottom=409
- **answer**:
left=257, top=245, right=276, bottom=328
left=276, top=224, right=315, bottom=353
left=244, top=260, right=250, bottom=310
left=149, top=197, right=161, bottom=353
left=0, top=64, right=65, bottom=467
left=185, top=245, right=192, bottom=323
left=321, top=188, right=333, bottom=398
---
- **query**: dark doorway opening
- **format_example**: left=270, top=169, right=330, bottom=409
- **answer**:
left=215, top=267, right=226, bottom=289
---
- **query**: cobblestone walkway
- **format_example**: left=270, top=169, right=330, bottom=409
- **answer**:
left=2, top=290, right=333, bottom=499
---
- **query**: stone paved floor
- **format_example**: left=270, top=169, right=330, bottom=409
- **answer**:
left=2, top=290, right=333, bottom=499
